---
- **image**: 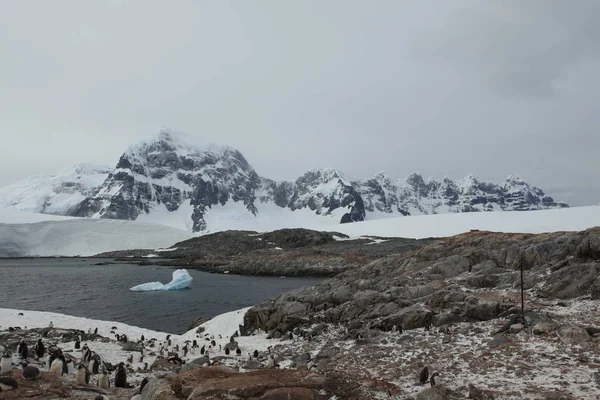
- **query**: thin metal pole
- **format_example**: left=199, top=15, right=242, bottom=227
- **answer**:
left=520, top=263, right=525, bottom=320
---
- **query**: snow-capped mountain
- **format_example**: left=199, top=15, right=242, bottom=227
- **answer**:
left=0, top=129, right=568, bottom=232
left=0, top=163, right=111, bottom=214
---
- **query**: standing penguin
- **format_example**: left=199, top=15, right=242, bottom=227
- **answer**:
left=48, top=321, right=54, bottom=329
left=74, top=339, right=81, bottom=350
left=430, top=372, right=440, bottom=387
left=18, top=340, right=29, bottom=359
left=114, top=362, right=128, bottom=388
left=50, top=354, right=65, bottom=376
left=94, top=327, right=98, bottom=334
left=253, top=349, right=259, bottom=358
left=200, top=345, right=205, bottom=355
left=266, top=355, right=275, bottom=369
left=97, top=370, right=110, bottom=389
left=0, top=353, right=12, bottom=372
left=34, top=339, right=46, bottom=358
left=236, top=348, right=241, bottom=356
left=76, top=364, right=90, bottom=385
left=225, top=347, right=230, bottom=355
left=419, top=367, right=429, bottom=385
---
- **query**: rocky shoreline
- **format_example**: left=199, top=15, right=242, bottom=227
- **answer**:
left=96, top=228, right=439, bottom=277
left=2, top=227, right=600, bottom=399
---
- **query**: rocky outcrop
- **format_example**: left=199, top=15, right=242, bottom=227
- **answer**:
left=155, top=366, right=365, bottom=400
left=243, top=228, right=600, bottom=334
left=96, top=228, right=439, bottom=277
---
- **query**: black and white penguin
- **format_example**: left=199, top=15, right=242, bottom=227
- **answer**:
left=111, top=326, right=117, bottom=330
left=225, top=347, right=230, bottom=355
left=50, top=354, right=65, bottom=376
left=76, top=364, right=90, bottom=385
left=114, top=362, right=128, bottom=388
left=430, top=372, right=440, bottom=387
left=182, top=346, right=188, bottom=357
left=35, top=339, right=46, bottom=358
left=97, top=370, right=110, bottom=389
left=230, top=336, right=235, bottom=344
left=140, top=376, right=149, bottom=392
left=22, top=365, right=40, bottom=381
left=288, top=332, right=293, bottom=341
left=140, top=334, right=145, bottom=342
left=48, top=321, right=54, bottom=329
left=1, top=353, right=12, bottom=372
left=253, top=349, right=259, bottom=358
left=18, top=340, right=28, bottom=359
left=236, top=348, right=241, bottom=356
left=211, top=340, right=216, bottom=347
left=200, top=345, right=205, bottom=355
left=126, top=354, right=133, bottom=364
left=419, top=367, right=429, bottom=385
left=94, top=327, right=98, bottom=334
left=74, top=339, right=81, bottom=350
left=266, top=355, right=275, bottom=369
left=0, top=376, right=18, bottom=391
left=82, top=345, right=92, bottom=363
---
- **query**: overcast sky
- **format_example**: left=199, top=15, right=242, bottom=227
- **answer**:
left=1, top=1, right=599, bottom=206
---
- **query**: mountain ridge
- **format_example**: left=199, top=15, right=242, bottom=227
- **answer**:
left=0, top=129, right=568, bottom=231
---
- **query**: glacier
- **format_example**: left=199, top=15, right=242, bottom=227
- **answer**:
left=130, top=269, right=193, bottom=292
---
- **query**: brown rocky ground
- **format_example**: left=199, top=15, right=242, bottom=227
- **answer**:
left=95, top=228, right=438, bottom=277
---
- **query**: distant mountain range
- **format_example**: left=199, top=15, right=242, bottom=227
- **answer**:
left=0, top=128, right=568, bottom=232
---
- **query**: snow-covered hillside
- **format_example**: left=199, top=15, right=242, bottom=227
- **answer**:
left=0, top=163, right=111, bottom=214
left=0, top=129, right=570, bottom=233
left=333, top=205, right=600, bottom=239
left=0, top=210, right=193, bottom=257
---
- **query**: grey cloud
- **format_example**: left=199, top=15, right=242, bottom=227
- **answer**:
left=0, top=1, right=598, bottom=207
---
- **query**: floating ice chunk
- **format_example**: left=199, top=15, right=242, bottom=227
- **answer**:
left=130, top=269, right=193, bottom=292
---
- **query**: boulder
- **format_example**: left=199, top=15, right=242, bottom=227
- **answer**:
left=141, top=378, right=178, bottom=400
left=557, top=326, right=590, bottom=345
left=416, top=384, right=448, bottom=400
left=509, top=323, right=524, bottom=334
left=187, top=317, right=210, bottom=331
left=430, top=255, right=470, bottom=278
left=487, top=334, right=511, bottom=348
left=468, top=384, right=495, bottom=399
left=532, top=321, right=558, bottom=335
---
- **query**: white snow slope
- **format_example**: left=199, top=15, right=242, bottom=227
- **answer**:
left=332, top=205, right=600, bottom=238
left=0, top=210, right=194, bottom=257
left=0, top=163, right=111, bottom=214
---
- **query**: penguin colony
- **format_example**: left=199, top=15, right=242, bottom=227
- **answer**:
left=0, top=314, right=278, bottom=398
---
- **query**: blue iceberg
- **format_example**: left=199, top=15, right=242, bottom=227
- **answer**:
left=130, top=269, right=193, bottom=292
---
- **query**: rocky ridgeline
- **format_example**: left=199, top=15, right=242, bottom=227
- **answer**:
left=97, top=228, right=438, bottom=277
left=243, top=227, right=600, bottom=335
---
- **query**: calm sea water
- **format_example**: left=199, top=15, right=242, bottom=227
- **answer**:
left=0, top=259, right=323, bottom=334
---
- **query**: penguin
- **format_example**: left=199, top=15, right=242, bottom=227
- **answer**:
left=66, top=358, right=75, bottom=374
left=140, top=377, right=149, bottom=392
left=126, top=354, right=133, bottom=364
left=182, top=346, right=188, bottom=357
left=98, top=370, right=110, bottom=389
left=288, top=332, right=294, bottom=341
left=88, top=328, right=92, bottom=335
left=253, top=349, right=259, bottom=358
left=218, top=344, right=222, bottom=351
left=18, top=312, right=23, bottom=316
left=94, top=327, right=98, bottom=334
left=139, top=354, right=144, bottom=363
left=18, top=340, right=29, bottom=359
left=48, top=321, right=54, bottom=329
left=225, top=347, right=230, bottom=355
left=140, top=334, right=145, bottom=342
left=230, top=336, right=235, bottom=344
left=419, top=367, right=429, bottom=385
left=74, top=339, right=81, bottom=350
left=430, top=372, right=440, bottom=387
left=33, top=340, right=45, bottom=360
left=236, top=348, right=241, bottom=356
left=50, top=356, right=64, bottom=376
left=89, top=358, right=99, bottom=374
left=111, top=326, right=117, bottom=330
left=267, top=346, right=273, bottom=354
left=266, top=355, right=275, bottom=369
left=200, top=345, right=205, bottom=355
left=82, top=345, right=92, bottom=363
left=0, top=376, right=18, bottom=391
left=142, top=362, right=148, bottom=371
left=247, top=352, right=252, bottom=361
left=114, top=362, right=127, bottom=388
left=1, top=353, right=12, bottom=372
left=77, top=364, right=90, bottom=385
left=211, top=340, right=216, bottom=347
left=22, top=365, right=40, bottom=380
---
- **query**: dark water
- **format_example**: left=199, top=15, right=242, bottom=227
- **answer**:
left=0, top=259, right=323, bottom=334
